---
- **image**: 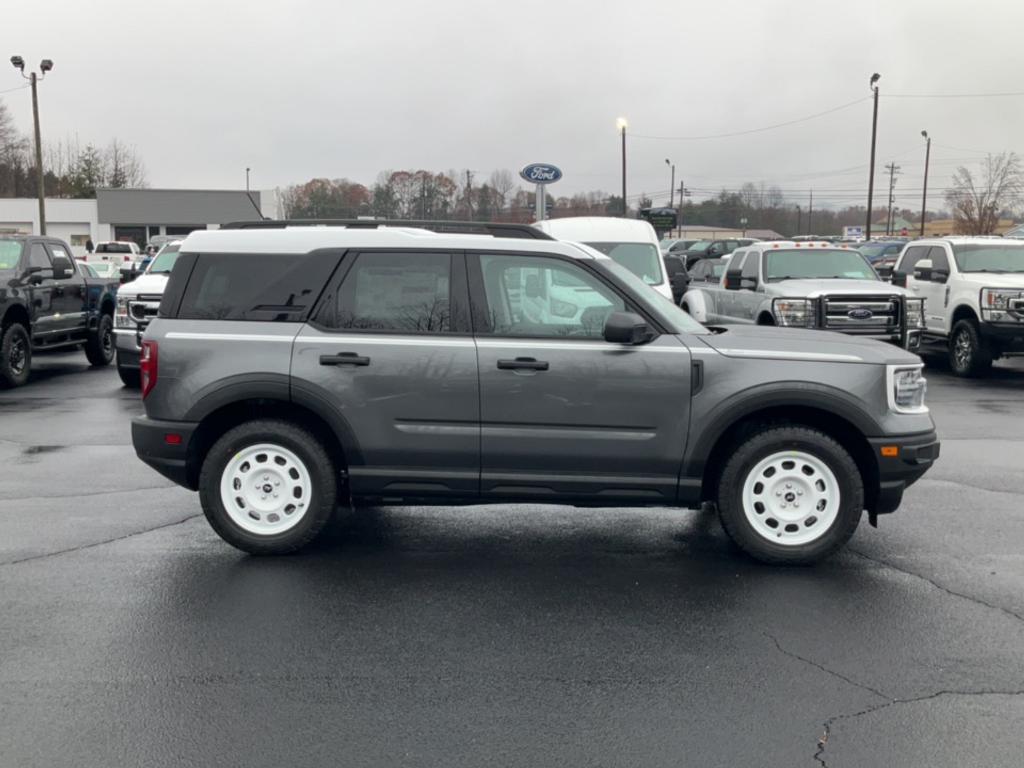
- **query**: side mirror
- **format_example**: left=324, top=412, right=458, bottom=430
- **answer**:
left=51, top=255, right=73, bottom=280
left=931, top=269, right=949, bottom=284
left=912, top=258, right=934, bottom=282
left=603, top=311, right=651, bottom=345
left=723, top=271, right=743, bottom=290
left=708, top=246, right=721, bottom=257
left=740, top=277, right=758, bottom=290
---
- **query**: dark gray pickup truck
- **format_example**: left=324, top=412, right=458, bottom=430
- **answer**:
left=1, top=235, right=118, bottom=387
left=132, top=224, right=940, bottom=565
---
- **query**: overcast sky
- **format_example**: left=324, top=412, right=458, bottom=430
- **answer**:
left=5, top=0, right=1024, bottom=210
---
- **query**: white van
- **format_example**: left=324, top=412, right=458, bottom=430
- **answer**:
left=533, top=217, right=673, bottom=302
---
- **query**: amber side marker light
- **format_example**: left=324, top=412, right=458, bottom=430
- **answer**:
left=880, top=446, right=900, bottom=457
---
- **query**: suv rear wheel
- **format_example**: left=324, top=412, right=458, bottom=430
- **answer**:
left=716, top=426, right=863, bottom=565
left=198, top=420, right=337, bottom=554
left=949, top=318, right=992, bottom=377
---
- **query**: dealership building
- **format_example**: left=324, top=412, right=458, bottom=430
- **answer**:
left=0, top=188, right=279, bottom=256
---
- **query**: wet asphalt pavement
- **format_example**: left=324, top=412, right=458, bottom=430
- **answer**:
left=1, top=350, right=1022, bottom=767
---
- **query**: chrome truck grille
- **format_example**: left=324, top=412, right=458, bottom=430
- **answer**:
left=822, top=296, right=900, bottom=333
left=128, top=294, right=162, bottom=328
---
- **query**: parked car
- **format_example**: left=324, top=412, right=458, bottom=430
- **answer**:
left=682, top=238, right=760, bottom=269
left=660, top=238, right=698, bottom=255
left=79, top=260, right=121, bottom=280
left=891, top=237, right=1024, bottom=376
left=681, top=241, right=924, bottom=350
left=688, top=257, right=728, bottom=284
left=858, top=240, right=906, bottom=279
left=114, top=240, right=183, bottom=387
left=0, top=235, right=118, bottom=387
left=533, top=217, right=673, bottom=302
left=131, top=225, right=938, bottom=565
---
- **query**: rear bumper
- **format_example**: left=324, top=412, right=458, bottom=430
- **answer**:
left=132, top=416, right=199, bottom=490
left=868, top=430, right=940, bottom=514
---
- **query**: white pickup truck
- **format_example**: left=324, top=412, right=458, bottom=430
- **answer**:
left=891, top=236, right=1024, bottom=376
left=682, top=240, right=924, bottom=350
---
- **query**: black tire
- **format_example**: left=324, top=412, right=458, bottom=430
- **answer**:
left=0, top=322, right=31, bottom=388
left=198, top=419, right=337, bottom=555
left=716, top=426, right=864, bottom=565
left=85, top=314, right=115, bottom=367
left=117, top=363, right=140, bottom=388
left=948, top=318, right=992, bottom=377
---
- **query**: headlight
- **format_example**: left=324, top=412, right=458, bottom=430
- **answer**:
left=904, top=298, right=925, bottom=329
left=772, top=298, right=815, bottom=327
left=115, top=296, right=134, bottom=328
left=981, top=288, right=1024, bottom=320
left=887, top=364, right=928, bottom=414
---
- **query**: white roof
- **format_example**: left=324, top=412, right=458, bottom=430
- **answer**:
left=181, top=226, right=598, bottom=258
left=746, top=240, right=854, bottom=251
left=533, top=216, right=659, bottom=243
left=913, top=236, right=1024, bottom=245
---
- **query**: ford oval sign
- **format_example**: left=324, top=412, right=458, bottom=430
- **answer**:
left=848, top=308, right=874, bottom=320
left=520, top=164, right=563, bottom=185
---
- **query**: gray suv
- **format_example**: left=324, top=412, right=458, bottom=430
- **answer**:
left=132, top=224, right=939, bottom=564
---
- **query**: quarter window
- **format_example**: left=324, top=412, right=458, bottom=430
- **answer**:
left=331, top=252, right=453, bottom=333
left=477, top=254, right=625, bottom=339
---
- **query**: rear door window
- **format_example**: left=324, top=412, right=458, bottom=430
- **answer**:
left=177, top=252, right=340, bottom=321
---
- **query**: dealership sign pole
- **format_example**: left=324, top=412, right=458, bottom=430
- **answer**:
left=520, top=164, right=562, bottom=222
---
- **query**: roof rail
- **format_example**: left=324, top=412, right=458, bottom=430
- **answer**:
left=220, top=219, right=554, bottom=240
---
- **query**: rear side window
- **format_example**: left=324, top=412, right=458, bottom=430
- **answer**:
left=176, top=252, right=339, bottom=321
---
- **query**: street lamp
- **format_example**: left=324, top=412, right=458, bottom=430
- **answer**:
left=665, top=158, right=675, bottom=207
left=920, top=130, right=931, bottom=237
left=865, top=73, right=881, bottom=242
left=616, top=117, right=628, bottom=216
left=10, top=55, right=52, bottom=235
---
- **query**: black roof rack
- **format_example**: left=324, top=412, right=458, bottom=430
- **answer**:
left=220, top=219, right=553, bottom=240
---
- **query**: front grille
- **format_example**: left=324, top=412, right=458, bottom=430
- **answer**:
left=823, top=295, right=900, bottom=332
left=128, top=295, right=162, bottom=326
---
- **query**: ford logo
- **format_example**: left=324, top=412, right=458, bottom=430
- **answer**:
left=848, top=308, right=874, bottom=320
left=520, top=163, right=563, bottom=185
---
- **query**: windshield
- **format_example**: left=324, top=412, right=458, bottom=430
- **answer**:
left=765, top=249, right=877, bottom=281
left=583, top=241, right=663, bottom=285
left=147, top=244, right=181, bottom=274
left=0, top=239, right=23, bottom=271
left=687, top=240, right=712, bottom=252
left=857, top=244, right=890, bottom=260
left=598, top=258, right=707, bottom=334
left=952, top=243, right=1024, bottom=272
left=96, top=242, right=132, bottom=254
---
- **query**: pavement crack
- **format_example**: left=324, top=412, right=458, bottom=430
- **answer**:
left=2, top=484, right=178, bottom=503
left=850, top=548, right=1024, bottom=624
left=814, top=689, right=1024, bottom=767
left=764, top=632, right=890, bottom=700
left=0, top=514, right=202, bottom=567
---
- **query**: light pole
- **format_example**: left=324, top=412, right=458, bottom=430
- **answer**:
left=665, top=158, right=675, bottom=207
left=246, top=167, right=251, bottom=193
left=920, top=131, right=931, bottom=237
left=616, top=117, right=628, bottom=216
left=10, top=55, right=53, bottom=235
left=865, top=73, right=881, bottom=242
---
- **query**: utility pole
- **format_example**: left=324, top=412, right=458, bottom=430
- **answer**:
left=617, top=117, right=628, bottom=216
left=10, top=56, right=53, bottom=235
left=866, top=73, right=881, bottom=241
left=665, top=159, right=675, bottom=207
left=808, top=189, right=813, bottom=235
left=796, top=205, right=802, bottom=236
left=885, top=162, right=900, bottom=235
left=420, top=174, right=426, bottom=219
left=920, top=131, right=931, bottom=237
left=465, top=170, right=473, bottom=220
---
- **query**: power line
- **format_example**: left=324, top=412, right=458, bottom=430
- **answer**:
left=630, top=97, right=869, bottom=141
left=885, top=90, right=1024, bottom=99
left=0, top=84, right=30, bottom=96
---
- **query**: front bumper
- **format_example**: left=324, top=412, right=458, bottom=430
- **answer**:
left=979, top=322, right=1024, bottom=352
left=867, top=430, right=940, bottom=515
left=115, top=328, right=143, bottom=368
left=132, top=416, right=199, bottom=490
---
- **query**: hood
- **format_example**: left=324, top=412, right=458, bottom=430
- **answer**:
left=118, top=272, right=169, bottom=297
left=766, top=278, right=910, bottom=297
left=698, top=324, right=920, bottom=366
left=954, top=272, right=1024, bottom=289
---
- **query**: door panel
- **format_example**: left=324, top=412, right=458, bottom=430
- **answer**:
left=46, top=243, right=88, bottom=334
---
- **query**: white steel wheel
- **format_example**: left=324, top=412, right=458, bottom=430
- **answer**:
left=741, top=450, right=840, bottom=547
left=219, top=443, right=312, bottom=536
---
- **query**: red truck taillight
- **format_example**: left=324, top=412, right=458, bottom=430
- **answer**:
left=140, top=340, right=158, bottom=398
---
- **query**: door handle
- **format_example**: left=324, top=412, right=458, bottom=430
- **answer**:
left=320, top=353, right=371, bottom=367
left=497, top=357, right=549, bottom=371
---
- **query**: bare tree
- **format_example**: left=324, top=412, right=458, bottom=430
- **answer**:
left=105, top=139, right=148, bottom=188
left=945, top=152, right=1024, bottom=235
left=489, top=169, right=516, bottom=215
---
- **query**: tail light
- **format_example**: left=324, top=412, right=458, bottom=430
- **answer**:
left=140, top=340, right=158, bottom=398
left=124, top=255, right=131, bottom=262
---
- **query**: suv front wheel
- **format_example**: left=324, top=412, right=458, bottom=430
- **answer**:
left=716, top=426, right=863, bottom=565
left=198, top=420, right=337, bottom=554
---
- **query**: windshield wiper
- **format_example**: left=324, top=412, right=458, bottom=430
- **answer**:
left=966, top=268, right=1010, bottom=273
